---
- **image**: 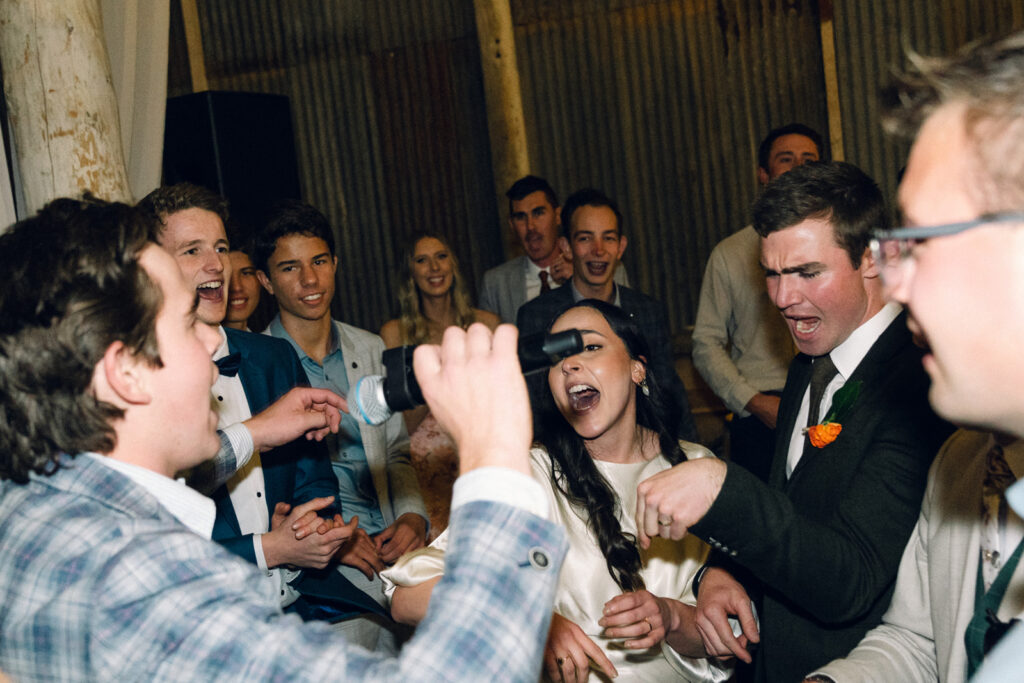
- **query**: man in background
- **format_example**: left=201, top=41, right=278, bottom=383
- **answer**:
left=141, top=183, right=378, bottom=625
left=479, top=174, right=628, bottom=323
left=517, top=187, right=697, bottom=442
left=255, top=199, right=429, bottom=651
left=691, top=123, right=822, bottom=481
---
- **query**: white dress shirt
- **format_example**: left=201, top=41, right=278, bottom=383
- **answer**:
left=211, top=328, right=294, bottom=603
left=213, top=330, right=268, bottom=544
left=87, top=453, right=216, bottom=538
left=524, top=257, right=561, bottom=302
left=785, top=302, right=902, bottom=477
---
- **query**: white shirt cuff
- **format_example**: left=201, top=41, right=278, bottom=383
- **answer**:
left=451, top=467, right=549, bottom=519
left=223, top=422, right=255, bottom=469
left=254, top=533, right=269, bottom=571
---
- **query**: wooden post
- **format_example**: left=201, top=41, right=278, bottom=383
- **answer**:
left=0, top=0, right=131, bottom=212
left=818, top=0, right=844, bottom=161
left=473, top=0, right=530, bottom=256
left=180, top=0, right=208, bottom=92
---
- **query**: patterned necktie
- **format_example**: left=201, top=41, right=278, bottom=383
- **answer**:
left=806, top=354, right=838, bottom=428
left=978, top=444, right=1011, bottom=528
left=966, top=441, right=1022, bottom=674
left=539, top=270, right=551, bottom=293
left=984, top=444, right=1015, bottom=500
left=981, top=442, right=1016, bottom=571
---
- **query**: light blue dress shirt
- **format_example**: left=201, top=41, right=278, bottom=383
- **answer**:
left=267, top=316, right=386, bottom=535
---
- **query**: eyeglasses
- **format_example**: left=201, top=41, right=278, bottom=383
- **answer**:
left=870, top=211, right=1024, bottom=291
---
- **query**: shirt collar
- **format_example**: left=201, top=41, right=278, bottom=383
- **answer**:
left=85, top=453, right=217, bottom=538
left=828, top=301, right=902, bottom=380
left=268, top=315, right=341, bottom=362
left=570, top=280, right=621, bottom=307
left=213, top=325, right=229, bottom=361
left=1008, top=480, right=1024, bottom=519
left=525, top=257, right=546, bottom=277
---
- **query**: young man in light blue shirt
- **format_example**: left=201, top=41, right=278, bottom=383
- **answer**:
left=255, top=200, right=428, bottom=652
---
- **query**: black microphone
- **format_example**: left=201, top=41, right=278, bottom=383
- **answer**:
left=352, top=329, right=584, bottom=425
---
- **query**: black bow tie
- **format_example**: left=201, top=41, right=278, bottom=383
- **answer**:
left=215, top=352, right=242, bottom=377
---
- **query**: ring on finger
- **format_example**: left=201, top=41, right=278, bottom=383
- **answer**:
left=658, top=518, right=672, bottom=526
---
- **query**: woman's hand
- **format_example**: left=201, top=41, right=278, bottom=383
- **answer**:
left=544, top=613, right=617, bottom=682
left=599, top=589, right=671, bottom=650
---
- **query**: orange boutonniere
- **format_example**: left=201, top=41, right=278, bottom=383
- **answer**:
left=803, top=381, right=862, bottom=448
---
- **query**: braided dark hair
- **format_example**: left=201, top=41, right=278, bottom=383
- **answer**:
left=535, top=299, right=686, bottom=591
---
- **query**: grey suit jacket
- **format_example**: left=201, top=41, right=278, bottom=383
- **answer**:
left=335, top=320, right=425, bottom=526
left=479, top=254, right=630, bottom=324
left=816, top=429, right=1024, bottom=682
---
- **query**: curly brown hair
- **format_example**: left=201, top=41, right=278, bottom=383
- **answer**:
left=0, top=197, right=162, bottom=482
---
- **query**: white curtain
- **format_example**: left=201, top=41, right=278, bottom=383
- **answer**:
left=101, top=0, right=171, bottom=203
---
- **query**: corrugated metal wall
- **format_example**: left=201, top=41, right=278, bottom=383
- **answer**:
left=832, top=1, right=1024, bottom=212
left=513, top=0, right=827, bottom=333
left=167, top=0, right=1018, bottom=335
left=171, top=0, right=499, bottom=330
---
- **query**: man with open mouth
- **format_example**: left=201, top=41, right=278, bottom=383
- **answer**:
left=140, top=183, right=374, bottom=625
left=634, top=161, right=951, bottom=682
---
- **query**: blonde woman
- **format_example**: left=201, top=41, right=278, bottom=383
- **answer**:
left=380, top=233, right=499, bottom=538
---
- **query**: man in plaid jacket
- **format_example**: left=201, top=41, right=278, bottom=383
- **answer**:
left=0, top=197, right=567, bottom=681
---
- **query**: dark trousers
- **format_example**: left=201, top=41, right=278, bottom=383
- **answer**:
left=727, top=407, right=778, bottom=484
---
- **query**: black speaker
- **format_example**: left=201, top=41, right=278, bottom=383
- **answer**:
left=162, top=91, right=302, bottom=232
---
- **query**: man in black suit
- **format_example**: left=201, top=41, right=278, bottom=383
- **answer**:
left=516, top=188, right=697, bottom=442
left=634, top=162, right=952, bottom=682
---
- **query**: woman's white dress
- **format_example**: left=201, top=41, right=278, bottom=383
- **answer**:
left=383, top=443, right=730, bottom=682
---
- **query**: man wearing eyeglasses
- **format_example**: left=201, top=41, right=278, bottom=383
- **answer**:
left=633, top=160, right=952, bottom=682
left=804, top=31, right=1024, bottom=682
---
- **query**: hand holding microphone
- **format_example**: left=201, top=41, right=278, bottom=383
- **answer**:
left=352, top=329, right=584, bottom=425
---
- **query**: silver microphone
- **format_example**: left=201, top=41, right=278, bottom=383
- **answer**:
left=353, top=374, right=391, bottom=426
left=350, top=330, right=583, bottom=426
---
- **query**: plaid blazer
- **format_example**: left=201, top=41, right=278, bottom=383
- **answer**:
left=0, top=454, right=566, bottom=681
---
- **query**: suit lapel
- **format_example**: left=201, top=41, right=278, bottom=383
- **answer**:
left=335, top=321, right=394, bottom=522
left=513, top=255, right=529, bottom=314
left=784, top=313, right=911, bottom=486
left=771, top=353, right=812, bottom=490
left=226, top=328, right=270, bottom=413
left=222, top=327, right=284, bottom=523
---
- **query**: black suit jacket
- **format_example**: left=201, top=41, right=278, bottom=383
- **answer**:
left=515, top=283, right=698, bottom=442
left=691, top=311, right=953, bottom=681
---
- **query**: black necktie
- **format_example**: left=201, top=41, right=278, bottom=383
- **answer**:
left=215, top=352, right=242, bottom=377
left=539, top=270, right=551, bottom=293
left=806, top=354, right=838, bottom=428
